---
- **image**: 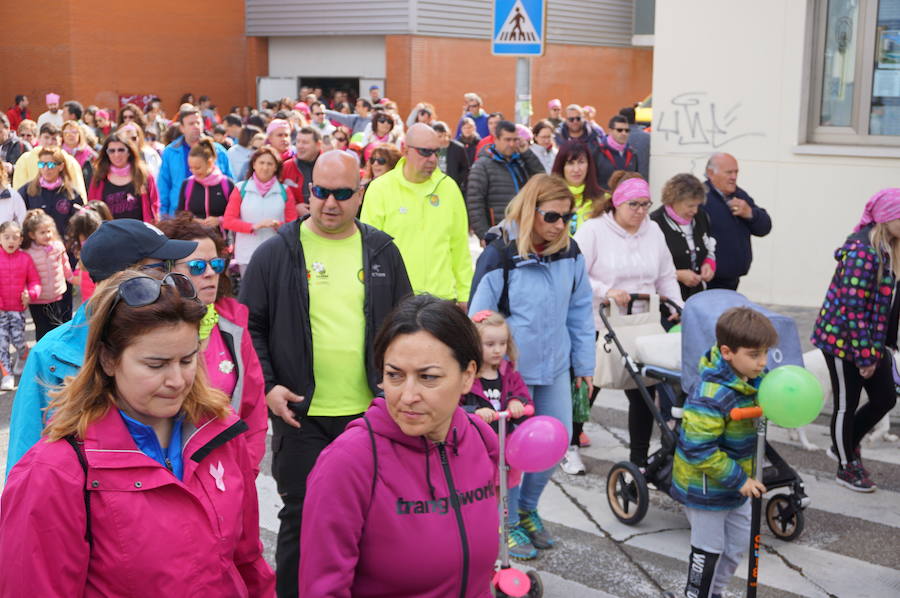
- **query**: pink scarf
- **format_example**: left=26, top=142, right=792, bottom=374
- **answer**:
left=253, top=173, right=276, bottom=196
left=39, top=177, right=63, bottom=190
left=612, top=177, right=650, bottom=207
left=62, top=144, right=78, bottom=155
left=109, top=164, right=132, bottom=177
left=854, top=188, right=900, bottom=232
left=194, top=167, right=225, bottom=218
left=606, top=135, right=626, bottom=153
left=665, top=204, right=692, bottom=226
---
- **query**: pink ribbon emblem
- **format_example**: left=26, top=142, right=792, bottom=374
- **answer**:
left=209, top=461, right=226, bottom=492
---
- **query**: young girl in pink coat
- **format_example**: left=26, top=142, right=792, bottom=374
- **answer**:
left=0, top=221, right=41, bottom=390
left=21, top=208, right=74, bottom=340
left=0, top=270, right=274, bottom=597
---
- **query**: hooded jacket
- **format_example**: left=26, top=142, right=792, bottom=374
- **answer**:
left=573, top=212, right=683, bottom=331
left=239, top=217, right=412, bottom=412
left=24, top=238, right=73, bottom=304
left=670, top=345, right=759, bottom=511
left=811, top=225, right=894, bottom=368
left=299, top=397, right=499, bottom=598
left=0, top=408, right=274, bottom=597
left=468, top=226, right=595, bottom=385
left=466, top=146, right=545, bottom=239
left=0, top=248, right=41, bottom=311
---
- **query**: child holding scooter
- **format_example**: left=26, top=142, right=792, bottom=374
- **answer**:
left=462, top=310, right=535, bottom=559
left=668, top=307, right=777, bottom=598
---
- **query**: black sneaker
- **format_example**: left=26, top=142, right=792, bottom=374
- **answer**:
left=836, top=460, right=876, bottom=492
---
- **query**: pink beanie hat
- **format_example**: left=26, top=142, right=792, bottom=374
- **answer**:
left=46, top=93, right=60, bottom=104
left=612, top=177, right=650, bottom=207
left=548, top=98, right=562, bottom=109
left=293, top=102, right=311, bottom=116
left=854, top=188, right=900, bottom=232
left=515, top=123, right=533, bottom=141
left=266, top=119, right=290, bottom=136
left=96, top=109, right=110, bottom=120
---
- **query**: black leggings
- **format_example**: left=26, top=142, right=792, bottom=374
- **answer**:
left=571, top=386, right=657, bottom=466
left=823, top=351, right=897, bottom=466
left=571, top=386, right=600, bottom=445
left=28, top=294, right=72, bottom=341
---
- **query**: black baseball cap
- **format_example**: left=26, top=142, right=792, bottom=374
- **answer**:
left=81, top=220, right=197, bottom=282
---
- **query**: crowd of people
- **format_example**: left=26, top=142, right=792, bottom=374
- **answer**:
left=0, top=85, right=896, bottom=598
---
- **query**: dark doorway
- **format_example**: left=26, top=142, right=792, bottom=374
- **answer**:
left=298, top=77, right=359, bottom=107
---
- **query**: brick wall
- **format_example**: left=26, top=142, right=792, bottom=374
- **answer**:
left=0, top=0, right=266, bottom=119
left=386, top=35, right=653, bottom=130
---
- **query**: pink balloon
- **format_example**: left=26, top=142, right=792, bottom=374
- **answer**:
left=505, top=415, right=568, bottom=472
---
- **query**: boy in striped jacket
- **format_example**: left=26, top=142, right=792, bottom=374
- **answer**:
left=669, top=307, right=777, bottom=598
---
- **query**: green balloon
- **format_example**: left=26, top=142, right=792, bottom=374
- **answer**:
left=669, top=324, right=682, bottom=333
left=758, top=365, right=824, bottom=428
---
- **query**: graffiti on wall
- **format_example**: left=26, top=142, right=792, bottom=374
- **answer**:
left=654, top=92, right=765, bottom=148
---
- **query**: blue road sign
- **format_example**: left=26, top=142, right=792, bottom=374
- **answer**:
left=492, top=0, right=546, bottom=56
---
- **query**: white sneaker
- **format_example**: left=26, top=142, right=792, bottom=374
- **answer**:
left=0, top=375, right=14, bottom=391
left=561, top=446, right=586, bottom=475
left=13, top=352, right=26, bottom=376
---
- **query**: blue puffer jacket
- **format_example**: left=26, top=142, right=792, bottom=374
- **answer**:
left=6, top=303, right=88, bottom=476
left=157, top=136, right=233, bottom=217
left=468, top=226, right=595, bottom=385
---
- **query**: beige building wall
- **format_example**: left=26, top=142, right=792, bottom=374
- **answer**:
left=650, top=0, right=900, bottom=307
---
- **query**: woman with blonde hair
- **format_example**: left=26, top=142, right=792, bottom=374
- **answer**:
left=61, top=120, right=97, bottom=182
left=117, top=122, right=162, bottom=178
left=19, top=146, right=84, bottom=238
left=0, top=269, right=274, bottom=595
left=468, top=173, right=594, bottom=556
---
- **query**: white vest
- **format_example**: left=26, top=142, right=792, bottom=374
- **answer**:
left=234, top=179, right=288, bottom=265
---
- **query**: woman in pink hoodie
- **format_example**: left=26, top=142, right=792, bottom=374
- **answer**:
left=573, top=171, right=682, bottom=468
left=299, top=295, right=500, bottom=598
left=0, top=270, right=274, bottom=597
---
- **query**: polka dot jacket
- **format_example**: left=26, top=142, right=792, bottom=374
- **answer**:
left=812, top=226, right=895, bottom=368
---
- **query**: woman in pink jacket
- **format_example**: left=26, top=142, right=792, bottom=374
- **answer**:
left=299, top=295, right=500, bottom=598
left=0, top=269, right=274, bottom=597
left=157, top=214, right=268, bottom=476
left=573, top=171, right=682, bottom=468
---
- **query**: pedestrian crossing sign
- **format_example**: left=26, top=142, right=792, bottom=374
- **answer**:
left=492, top=0, right=546, bottom=56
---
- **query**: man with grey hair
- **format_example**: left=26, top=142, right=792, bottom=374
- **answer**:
left=703, top=152, right=771, bottom=290
left=554, top=103, right=604, bottom=166
left=241, top=150, right=411, bottom=597
left=456, top=91, right=490, bottom=139
left=432, top=120, right=470, bottom=191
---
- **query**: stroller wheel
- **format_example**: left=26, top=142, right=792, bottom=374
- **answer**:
left=766, top=494, right=805, bottom=541
left=606, top=461, right=649, bottom=525
left=526, top=571, right=543, bottom=597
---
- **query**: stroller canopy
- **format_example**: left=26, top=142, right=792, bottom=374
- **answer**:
left=681, top=290, right=805, bottom=395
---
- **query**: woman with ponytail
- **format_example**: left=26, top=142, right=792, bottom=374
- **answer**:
left=177, top=137, right=234, bottom=227
left=88, top=132, right=159, bottom=222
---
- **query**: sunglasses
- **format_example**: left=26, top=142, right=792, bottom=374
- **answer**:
left=613, top=128, right=629, bottom=133
left=375, top=117, right=392, bottom=124
left=625, top=200, right=653, bottom=211
left=536, top=208, right=574, bottom=224
left=410, top=146, right=439, bottom=158
left=111, top=273, right=197, bottom=311
left=178, top=257, right=227, bottom=276
left=567, top=116, right=582, bottom=122
left=107, top=147, right=128, bottom=154
left=37, top=161, right=59, bottom=168
left=310, top=185, right=356, bottom=201
left=369, top=156, right=387, bottom=165
left=333, top=136, right=347, bottom=142
left=313, top=112, right=325, bottom=116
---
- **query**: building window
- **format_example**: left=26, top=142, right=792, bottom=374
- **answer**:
left=810, top=0, right=900, bottom=144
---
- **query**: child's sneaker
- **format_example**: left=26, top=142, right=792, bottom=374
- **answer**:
left=0, top=375, right=15, bottom=391
left=13, top=349, right=27, bottom=376
left=561, top=446, right=586, bottom=475
left=578, top=431, right=591, bottom=447
left=518, top=509, right=555, bottom=549
left=836, top=460, right=876, bottom=492
left=507, top=525, right=538, bottom=560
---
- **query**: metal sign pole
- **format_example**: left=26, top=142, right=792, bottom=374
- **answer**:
left=515, top=57, right=532, bottom=126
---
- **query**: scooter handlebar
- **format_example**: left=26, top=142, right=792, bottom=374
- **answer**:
left=491, top=404, right=535, bottom=422
left=730, top=406, right=763, bottom=420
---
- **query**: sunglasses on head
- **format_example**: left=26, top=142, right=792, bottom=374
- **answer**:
left=567, top=116, right=582, bottom=122
left=178, top=257, right=227, bottom=276
left=37, top=161, right=59, bottom=168
left=410, top=146, right=439, bottom=158
left=536, top=207, right=574, bottom=224
left=369, top=156, right=387, bottom=165
left=310, top=185, right=356, bottom=201
left=111, top=273, right=197, bottom=311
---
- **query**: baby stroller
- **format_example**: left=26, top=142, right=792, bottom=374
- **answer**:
left=600, top=290, right=811, bottom=542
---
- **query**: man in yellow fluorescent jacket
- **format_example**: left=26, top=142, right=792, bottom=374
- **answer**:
left=361, top=123, right=473, bottom=307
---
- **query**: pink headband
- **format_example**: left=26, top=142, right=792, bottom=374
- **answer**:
left=854, top=188, right=900, bottom=232
left=612, top=178, right=650, bottom=207
left=266, top=119, right=290, bottom=135
left=46, top=93, right=60, bottom=104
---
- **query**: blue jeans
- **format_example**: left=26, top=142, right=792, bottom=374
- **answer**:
left=509, top=369, right=572, bottom=525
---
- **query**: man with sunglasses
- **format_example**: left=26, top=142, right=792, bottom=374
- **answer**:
left=281, top=126, right=322, bottom=208
left=467, top=120, right=545, bottom=240
left=240, top=150, right=411, bottom=597
left=596, top=114, right=640, bottom=191
left=553, top=104, right=604, bottom=169
left=6, top=219, right=198, bottom=476
left=361, top=123, right=472, bottom=305
left=12, top=122, right=87, bottom=199
left=324, top=98, right=373, bottom=135
left=455, top=92, right=491, bottom=140
left=308, top=101, right=336, bottom=138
